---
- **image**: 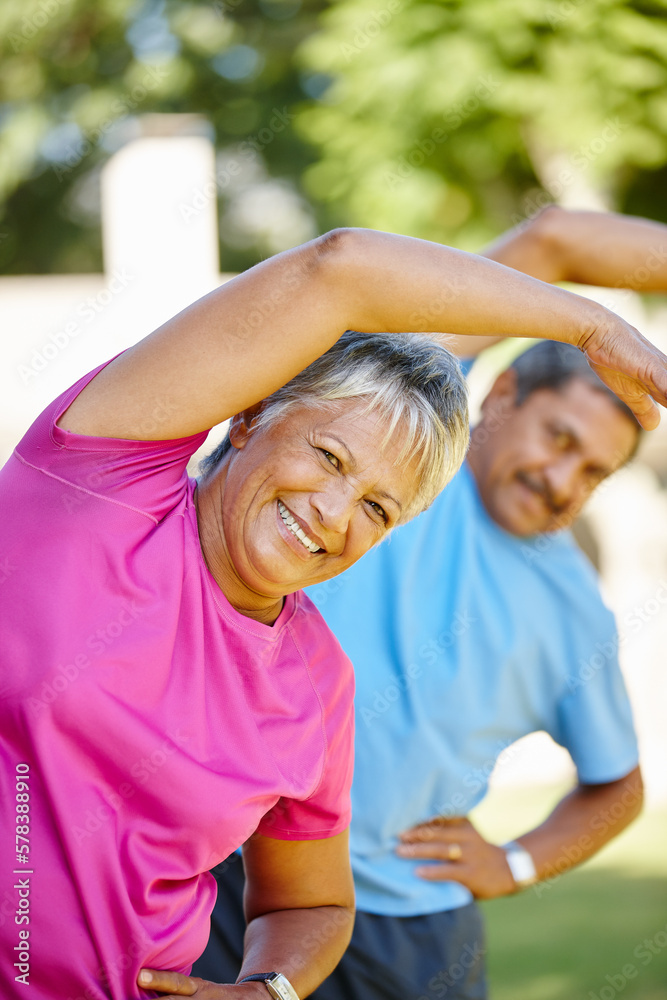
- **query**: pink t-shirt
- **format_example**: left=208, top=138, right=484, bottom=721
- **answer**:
left=0, top=362, right=354, bottom=1000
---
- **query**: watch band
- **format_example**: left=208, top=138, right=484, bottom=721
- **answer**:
left=503, top=840, right=538, bottom=889
left=238, top=972, right=300, bottom=1000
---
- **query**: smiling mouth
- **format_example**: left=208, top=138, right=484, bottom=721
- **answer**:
left=516, top=473, right=551, bottom=509
left=278, top=501, right=324, bottom=554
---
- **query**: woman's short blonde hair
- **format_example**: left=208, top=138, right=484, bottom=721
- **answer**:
left=201, top=330, right=469, bottom=522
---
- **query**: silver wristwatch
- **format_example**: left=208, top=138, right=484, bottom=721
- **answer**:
left=503, top=840, right=538, bottom=889
left=238, top=972, right=300, bottom=1000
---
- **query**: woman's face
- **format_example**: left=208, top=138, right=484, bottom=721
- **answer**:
left=197, top=399, right=422, bottom=620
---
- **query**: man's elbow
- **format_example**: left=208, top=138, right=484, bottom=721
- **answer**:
left=524, top=205, right=570, bottom=278
left=605, top=764, right=644, bottom=834
left=622, top=765, right=644, bottom=822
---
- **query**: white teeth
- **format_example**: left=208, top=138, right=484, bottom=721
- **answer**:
left=278, top=501, right=321, bottom=553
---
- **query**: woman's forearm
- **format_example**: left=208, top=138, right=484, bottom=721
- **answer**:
left=239, top=904, right=355, bottom=997
left=323, top=228, right=667, bottom=428
left=328, top=227, right=607, bottom=344
left=136, top=904, right=354, bottom=998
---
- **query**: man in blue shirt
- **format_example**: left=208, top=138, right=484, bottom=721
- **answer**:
left=193, top=208, right=667, bottom=999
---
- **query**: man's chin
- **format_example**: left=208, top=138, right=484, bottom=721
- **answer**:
left=489, top=496, right=575, bottom=536
left=490, top=505, right=549, bottom=538
left=513, top=515, right=574, bottom=538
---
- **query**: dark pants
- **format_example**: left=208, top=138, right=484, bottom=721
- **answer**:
left=193, top=856, right=487, bottom=1000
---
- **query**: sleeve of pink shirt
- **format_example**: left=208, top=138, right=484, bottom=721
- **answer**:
left=15, top=355, right=210, bottom=520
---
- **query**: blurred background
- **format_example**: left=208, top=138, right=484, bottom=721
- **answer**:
left=0, top=0, right=666, bottom=997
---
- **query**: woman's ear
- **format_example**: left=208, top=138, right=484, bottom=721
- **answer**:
left=228, top=403, right=264, bottom=450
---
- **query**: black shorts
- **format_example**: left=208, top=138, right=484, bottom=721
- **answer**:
left=193, top=855, right=487, bottom=1000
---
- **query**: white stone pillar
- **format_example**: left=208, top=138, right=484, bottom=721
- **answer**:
left=101, top=115, right=221, bottom=337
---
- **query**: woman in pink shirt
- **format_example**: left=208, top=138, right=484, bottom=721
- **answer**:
left=1, top=228, right=666, bottom=1000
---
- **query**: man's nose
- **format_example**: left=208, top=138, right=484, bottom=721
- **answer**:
left=544, top=457, right=585, bottom=509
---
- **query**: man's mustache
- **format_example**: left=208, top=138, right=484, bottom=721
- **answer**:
left=515, top=470, right=564, bottom=516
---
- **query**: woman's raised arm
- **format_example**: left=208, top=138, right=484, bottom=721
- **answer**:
left=60, top=228, right=667, bottom=439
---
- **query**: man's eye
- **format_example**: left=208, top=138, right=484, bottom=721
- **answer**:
left=320, top=449, right=340, bottom=469
left=551, top=429, right=571, bottom=449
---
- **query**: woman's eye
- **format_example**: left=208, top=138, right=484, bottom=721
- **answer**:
left=320, top=449, right=340, bottom=469
left=367, top=500, right=388, bottom=524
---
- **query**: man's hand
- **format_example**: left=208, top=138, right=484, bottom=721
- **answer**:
left=137, top=968, right=265, bottom=998
left=395, top=817, right=516, bottom=900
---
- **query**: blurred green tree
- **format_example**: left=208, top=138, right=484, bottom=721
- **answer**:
left=2, top=0, right=666, bottom=276
left=0, top=0, right=329, bottom=274
left=296, top=0, right=667, bottom=249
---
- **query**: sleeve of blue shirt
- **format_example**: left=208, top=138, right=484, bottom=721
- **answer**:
left=553, top=632, right=639, bottom=785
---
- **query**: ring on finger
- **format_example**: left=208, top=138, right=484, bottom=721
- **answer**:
left=448, top=843, right=462, bottom=861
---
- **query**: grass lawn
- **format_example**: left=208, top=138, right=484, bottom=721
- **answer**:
left=470, top=785, right=667, bottom=1000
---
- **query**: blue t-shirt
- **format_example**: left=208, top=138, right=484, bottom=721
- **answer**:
left=305, top=462, right=638, bottom=917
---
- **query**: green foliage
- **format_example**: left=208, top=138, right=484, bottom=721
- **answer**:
left=2, top=0, right=667, bottom=274
left=0, top=0, right=327, bottom=273
left=297, top=0, right=667, bottom=248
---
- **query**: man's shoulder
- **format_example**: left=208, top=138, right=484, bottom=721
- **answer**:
left=516, top=526, right=600, bottom=587
left=517, top=530, right=617, bottom=649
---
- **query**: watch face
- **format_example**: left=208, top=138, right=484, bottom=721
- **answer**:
left=505, top=845, right=537, bottom=887
left=266, top=973, right=300, bottom=1000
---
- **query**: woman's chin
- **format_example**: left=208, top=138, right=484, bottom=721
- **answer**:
left=240, top=548, right=314, bottom=597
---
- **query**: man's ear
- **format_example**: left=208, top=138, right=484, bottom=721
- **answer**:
left=480, top=367, right=519, bottom=420
left=228, top=402, right=264, bottom=450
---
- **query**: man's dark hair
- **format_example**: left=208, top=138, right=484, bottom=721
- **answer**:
left=510, top=341, right=642, bottom=457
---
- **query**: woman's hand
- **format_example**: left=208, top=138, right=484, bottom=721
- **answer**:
left=137, top=968, right=265, bottom=998
left=576, top=316, right=667, bottom=430
left=136, top=833, right=354, bottom=1000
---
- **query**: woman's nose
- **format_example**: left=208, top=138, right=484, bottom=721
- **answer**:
left=311, top=484, right=355, bottom=535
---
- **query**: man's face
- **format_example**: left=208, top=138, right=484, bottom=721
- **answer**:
left=467, top=373, right=639, bottom=537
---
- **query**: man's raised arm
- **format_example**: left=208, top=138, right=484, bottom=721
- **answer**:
left=484, top=206, right=667, bottom=289
left=447, top=206, right=667, bottom=358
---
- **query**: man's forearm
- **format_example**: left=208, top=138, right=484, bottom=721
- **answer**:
left=517, top=766, right=644, bottom=883
left=482, top=206, right=667, bottom=290
left=239, top=904, right=354, bottom=998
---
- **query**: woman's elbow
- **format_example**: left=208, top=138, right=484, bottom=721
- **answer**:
left=308, top=227, right=365, bottom=270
